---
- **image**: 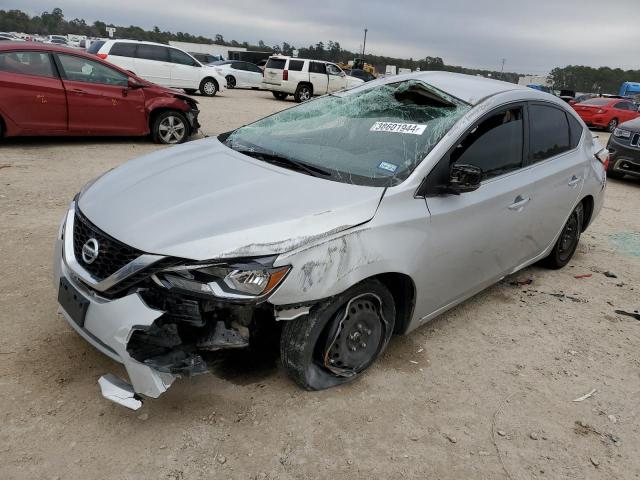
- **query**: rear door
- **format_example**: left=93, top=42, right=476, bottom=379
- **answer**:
left=243, top=62, right=264, bottom=88
left=133, top=44, right=171, bottom=86
left=309, top=61, right=328, bottom=95
left=523, top=103, right=585, bottom=250
left=0, top=50, right=67, bottom=134
left=55, top=53, right=147, bottom=135
left=168, top=48, right=200, bottom=88
left=421, top=105, right=535, bottom=313
left=327, top=63, right=347, bottom=93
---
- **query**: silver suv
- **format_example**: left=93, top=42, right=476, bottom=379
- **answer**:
left=54, top=72, right=607, bottom=409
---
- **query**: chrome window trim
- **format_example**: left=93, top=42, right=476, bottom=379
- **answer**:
left=62, top=203, right=165, bottom=292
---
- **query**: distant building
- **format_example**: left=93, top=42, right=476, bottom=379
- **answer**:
left=518, top=74, right=552, bottom=87
left=169, top=41, right=271, bottom=64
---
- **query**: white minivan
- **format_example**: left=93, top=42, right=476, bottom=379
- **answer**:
left=89, top=40, right=226, bottom=96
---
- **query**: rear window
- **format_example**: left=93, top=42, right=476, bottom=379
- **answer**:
left=579, top=98, right=611, bottom=106
left=288, top=60, right=304, bottom=71
left=266, top=58, right=286, bottom=70
left=137, top=44, right=168, bottom=62
left=87, top=40, right=105, bottom=54
left=529, top=104, right=571, bottom=162
left=109, top=42, right=137, bottom=58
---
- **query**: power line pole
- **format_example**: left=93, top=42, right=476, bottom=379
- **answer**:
left=362, top=28, right=368, bottom=61
left=500, top=58, right=506, bottom=79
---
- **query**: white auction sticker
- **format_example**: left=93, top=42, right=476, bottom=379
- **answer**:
left=370, top=122, right=427, bottom=135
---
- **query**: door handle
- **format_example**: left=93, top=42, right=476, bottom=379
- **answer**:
left=568, top=175, right=582, bottom=187
left=508, top=195, right=531, bottom=211
left=69, top=88, right=86, bottom=95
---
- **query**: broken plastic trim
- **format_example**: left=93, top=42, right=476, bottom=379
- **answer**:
left=98, top=374, right=143, bottom=410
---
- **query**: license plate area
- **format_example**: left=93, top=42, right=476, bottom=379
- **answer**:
left=58, top=277, right=89, bottom=328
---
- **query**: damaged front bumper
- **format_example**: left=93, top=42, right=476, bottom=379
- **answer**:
left=53, top=205, right=268, bottom=409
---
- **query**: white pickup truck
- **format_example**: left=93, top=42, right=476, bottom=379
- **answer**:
left=262, top=56, right=364, bottom=102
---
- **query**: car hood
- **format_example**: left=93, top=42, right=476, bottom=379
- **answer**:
left=78, top=138, right=385, bottom=261
left=346, top=76, right=365, bottom=88
left=619, top=117, right=640, bottom=131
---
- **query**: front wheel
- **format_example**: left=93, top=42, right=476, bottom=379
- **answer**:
left=199, top=78, right=218, bottom=97
left=151, top=111, right=189, bottom=145
left=540, top=202, right=583, bottom=269
left=607, top=118, right=618, bottom=132
left=280, top=279, right=396, bottom=390
left=225, top=75, right=236, bottom=89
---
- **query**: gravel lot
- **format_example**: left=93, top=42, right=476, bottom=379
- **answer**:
left=1, top=89, right=639, bottom=480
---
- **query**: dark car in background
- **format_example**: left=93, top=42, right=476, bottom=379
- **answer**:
left=0, top=42, right=200, bottom=144
left=606, top=118, right=640, bottom=179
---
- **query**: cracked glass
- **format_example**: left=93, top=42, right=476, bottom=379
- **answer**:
left=224, top=80, right=471, bottom=187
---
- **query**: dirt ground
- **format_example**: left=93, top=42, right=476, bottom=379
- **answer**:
left=1, top=89, right=639, bottom=480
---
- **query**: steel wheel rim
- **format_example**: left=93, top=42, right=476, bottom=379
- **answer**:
left=321, top=293, right=387, bottom=378
left=158, top=116, right=186, bottom=144
left=203, top=81, right=216, bottom=95
left=226, top=76, right=235, bottom=88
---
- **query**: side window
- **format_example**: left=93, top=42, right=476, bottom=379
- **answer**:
left=57, top=54, right=128, bottom=86
left=529, top=104, right=571, bottom=162
left=247, top=63, right=262, bottom=73
left=110, top=42, right=137, bottom=58
left=567, top=114, right=584, bottom=148
left=452, top=107, right=524, bottom=180
left=288, top=60, right=304, bottom=71
left=137, top=44, right=169, bottom=62
left=0, top=51, right=55, bottom=78
left=327, top=64, right=342, bottom=76
left=169, top=48, right=196, bottom=66
left=613, top=102, right=630, bottom=110
left=309, top=62, right=327, bottom=74
left=232, top=62, right=246, bottom=70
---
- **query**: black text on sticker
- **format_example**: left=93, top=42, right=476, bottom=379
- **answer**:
left=370, top=122, right=427, bottom=135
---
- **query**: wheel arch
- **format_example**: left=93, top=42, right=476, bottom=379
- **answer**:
left=580, top=194, right=594, bottom=232
left=297, top=81, right=313, bottom=94
left=371, top=272, right=416, bottom=335
left=201, top=76, right=220, bottom=90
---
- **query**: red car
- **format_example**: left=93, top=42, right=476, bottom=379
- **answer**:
left=572, top=97, right=640, bottom=132
left=0, top=42, right=200, bottom=144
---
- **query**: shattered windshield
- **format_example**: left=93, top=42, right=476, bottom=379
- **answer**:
left=224, top=80, right=471, bottom=187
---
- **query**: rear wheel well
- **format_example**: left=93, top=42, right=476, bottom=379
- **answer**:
left=373, top=273, right=416, bottom=335
left=298, top=82, right=313, bottom=93
left=580, top=195, right=594, bottom=232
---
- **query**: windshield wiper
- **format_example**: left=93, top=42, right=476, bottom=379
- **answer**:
left=233, top=147, right=333, bottom=178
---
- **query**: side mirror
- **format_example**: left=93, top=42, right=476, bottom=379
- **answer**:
left=447, top=164, right=482, bottom=194
left=127, top=77, right=144, bottom=89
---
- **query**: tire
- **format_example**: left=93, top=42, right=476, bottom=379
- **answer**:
left=540, top=202, right=584, bottom=269
left=225, top=75, right=236, bottom=89
left=293, top=84, right=312, bottom=102
left=607, top=118, right=618, bottom=132
left=151, top=110, right=190, bottom=145
left=280, top=279, right=396, bottom=390
left=183, top=89, right=197, bottom=95
left=199, top=78, right=218, bottom=97
left=272, top=91, right=288, bottom=100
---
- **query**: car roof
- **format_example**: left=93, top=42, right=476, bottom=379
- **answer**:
left=0, top=41, right=87, bottom=54
left=376, top=71, right=531, bottom=105
left=103, top=39, right=171, bottom=48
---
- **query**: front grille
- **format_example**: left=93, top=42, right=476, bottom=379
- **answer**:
left=73, top=209, right=142, bottom=280
left=631, top=133, right=640, bottom=148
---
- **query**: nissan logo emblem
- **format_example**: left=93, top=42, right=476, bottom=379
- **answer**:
left=81, top=238, right=100, bottom=264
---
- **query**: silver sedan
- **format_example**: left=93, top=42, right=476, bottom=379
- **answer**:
left=53, top=72, right=607, bottom=408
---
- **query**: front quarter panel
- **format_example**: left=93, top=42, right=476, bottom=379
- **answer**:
left=269, top=189, right=429, bottom=310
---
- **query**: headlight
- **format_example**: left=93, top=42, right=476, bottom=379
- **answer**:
left=613, top=128, right=631, bottom=139
left=154, top=260, right=290, bottom=300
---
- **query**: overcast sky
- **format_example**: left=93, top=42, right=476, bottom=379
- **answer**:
left=14, top=0, right=640, bottom=73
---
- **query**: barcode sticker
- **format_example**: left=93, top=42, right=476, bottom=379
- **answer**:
left=370, top=122, right=427, bottom=135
